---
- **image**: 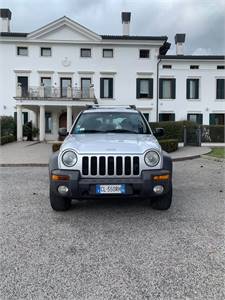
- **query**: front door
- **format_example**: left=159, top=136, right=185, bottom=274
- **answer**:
left=41, top=77, right=52, bottom=97
left=17, top=76, right=28, bottom=97
left=81, top=78, right=91, bottom=98
left=59, top=112, right=67, bottom=128
left=60, top=78, right=72, bottom=98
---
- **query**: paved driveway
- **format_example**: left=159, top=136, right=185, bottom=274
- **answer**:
left=0, top=158, right=224, bottom=299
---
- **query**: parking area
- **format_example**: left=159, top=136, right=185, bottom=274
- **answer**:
left=0, top=158, right=224, bottom=299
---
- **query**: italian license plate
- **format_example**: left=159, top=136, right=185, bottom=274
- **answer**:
left=96, top=184, right=126, bottom=194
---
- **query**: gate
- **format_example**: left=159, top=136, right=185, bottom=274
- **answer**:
left=184, top=126, right=201, bottom=146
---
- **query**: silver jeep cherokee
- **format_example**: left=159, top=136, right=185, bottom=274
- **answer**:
left=49, top=105, right=173, bottom=211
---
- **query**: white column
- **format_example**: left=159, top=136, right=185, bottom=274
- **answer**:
left=17, top=105, right=23, bottom=141
left=67, top=106, right=72, bottom=131
left=33, top=111, right=37, bottom=128
left=39, top=105, right=45, bottom=141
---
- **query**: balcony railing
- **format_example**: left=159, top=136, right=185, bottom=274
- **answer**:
left=15, top=85, right=96, bottom=100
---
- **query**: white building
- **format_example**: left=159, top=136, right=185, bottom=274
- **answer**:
left=0, top=9, right=224, bottom=141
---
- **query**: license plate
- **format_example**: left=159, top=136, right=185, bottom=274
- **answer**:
left=96, top=184, right=126, bottom=194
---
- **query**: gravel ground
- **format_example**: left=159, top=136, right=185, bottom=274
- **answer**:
left=0, top=158, right=224, bottom=300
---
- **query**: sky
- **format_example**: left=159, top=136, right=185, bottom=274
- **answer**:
left=0, top=0, right=224, bottom=55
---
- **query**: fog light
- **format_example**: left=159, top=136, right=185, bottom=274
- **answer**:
left=153, top=185, right=164, bottom=194
left=58, top=185, right=69, bottom=195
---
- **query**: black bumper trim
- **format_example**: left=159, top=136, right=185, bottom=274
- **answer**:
left=50, top=169, right=171, bottom=199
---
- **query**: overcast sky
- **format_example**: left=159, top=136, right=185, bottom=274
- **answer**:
left=1, top=0, right=225, bottom=55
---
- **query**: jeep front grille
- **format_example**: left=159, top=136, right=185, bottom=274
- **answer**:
left=82, top=156, right=140, bottom=177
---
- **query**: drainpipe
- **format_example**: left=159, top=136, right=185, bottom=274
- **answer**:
left=156, top=57, right=161, bottom=122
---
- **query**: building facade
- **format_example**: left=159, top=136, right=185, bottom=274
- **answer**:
left=0, top=9, right=224, bottom=141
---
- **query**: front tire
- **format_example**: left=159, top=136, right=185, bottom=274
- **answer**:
left=50, top=190, right=71, bottom=211
left=151, top=188, right=172, bottom=210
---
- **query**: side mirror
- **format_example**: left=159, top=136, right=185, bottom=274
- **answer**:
left=153, top=128, right=165, bottom=137
left=58, top=128, right=68, bottom=137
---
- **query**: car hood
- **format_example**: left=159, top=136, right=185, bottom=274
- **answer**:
left=60, top=133, right=161, bottom=154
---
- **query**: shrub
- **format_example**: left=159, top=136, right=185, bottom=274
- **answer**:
left=0, top=135, right=16, bottom=145
left=201, top=125, right=224, bottom=143
left=159, top=139, right=178, bottom=153
left=52, top=143, right=62, bottom=152
left=0, top=116, right=16, bottom=137
left=150, top=120, right=197, bottom=142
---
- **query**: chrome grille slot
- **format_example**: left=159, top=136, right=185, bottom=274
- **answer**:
left=81, top=155, right=140, bottom=177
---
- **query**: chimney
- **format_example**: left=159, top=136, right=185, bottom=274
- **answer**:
left=175, top=33, right=186, bottom=55
left=121, top=12, right=131, bottom=36
left=0, top=9, right=11, bottom=32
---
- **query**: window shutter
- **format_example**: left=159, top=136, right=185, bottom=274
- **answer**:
left=197, top=114, right=203, bottom=125
left=171, top=113, right=175, bottom=121
left=149, top=78, right=153, bottom=98
left=109, top=78, right=113, bottom=98
left=159, top=114, right=163, bottom=122
left=217, top=79, right=225, bottom=99
left=100, top=78, right=104, bottom=98
left=159, top=79, right=163, bottom=99
left=136, top=79, right=141, bottom=98
left=186, top=79, right=190, bottom=99
left=209, top=114, right=215, bottom=125
left=187, top=113, right=190, bottom=121
left=195, top=79, right=199, bottom=99
left=171, top=79, right=176, bottom=99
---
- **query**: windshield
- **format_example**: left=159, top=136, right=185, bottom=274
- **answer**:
left=71, top=111, right=151, bottom=134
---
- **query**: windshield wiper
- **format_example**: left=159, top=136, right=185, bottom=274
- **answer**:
left=75, top=129, right=105, bottom=133
left=106, top=129, right=137, bottom=134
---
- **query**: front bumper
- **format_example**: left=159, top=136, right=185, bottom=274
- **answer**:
left=50, top=169, right=172, bottom=199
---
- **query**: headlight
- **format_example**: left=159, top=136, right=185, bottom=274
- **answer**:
left=62, top=151, right=77, bottom=167
left=144, top=150, right=160, bottom=167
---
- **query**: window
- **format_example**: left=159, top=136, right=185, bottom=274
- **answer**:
left=41, top=47, right=51, bottom=57
left=100, top=78, right=113, bottom=98
left=22, top=112, right=28, bottom=124
left=17, top=76, right=28, bottom=97
left=80, top=48, right=91, bottom=57
left=17, top=47, right=28, bottom=56
left=159, top=78, right=176, bottom=99
left=217, top=65, right=225, bottom=69
left=162, top=65, right=172, bottom=69
left=190, top=65, right=199, bottom=69
left=139, top=49, right=150, bottom=58
left=45, top=112, right=52, bottom=133
left=209, top=113, right=225, bottom=125
left=103, top=49, right=113, bottom=58
left=41, top=77, right=52, bottom=97
left=136, top=79, right=153, bottom=98
left=71, top=111, right=150, bottom=134
left=81, top=78, right=91, bottom=98
left=186, top=79, right=199, bottom=99
left=159, top=113, right=175, bottom=122
left=216, top=79, right=225, bottom=99
left=187, top=113, right=203, bottom=124
left=60, top=78, right=72, bottom=97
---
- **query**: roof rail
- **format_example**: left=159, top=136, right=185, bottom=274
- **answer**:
left=85, top=105, right=136, bottom=110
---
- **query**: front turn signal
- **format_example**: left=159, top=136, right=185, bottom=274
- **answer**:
left=51, top=174, right=70, bottom=181
left=153, top=174, right=170, bottom=181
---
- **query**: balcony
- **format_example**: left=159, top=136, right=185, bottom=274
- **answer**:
left=14, top=84, right=96, bottom=101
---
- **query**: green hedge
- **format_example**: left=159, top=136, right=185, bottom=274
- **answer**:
left=150, top=121, right=224, bottom=143
left=201, top=125, right=224, bottom=142
left=0, top=135, right=16, bottom=145
left=150, top=120, right=197, bottom=142
left=0, top=116, right=16, bottom=137
left=159, top=139, right=178, bottom=153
